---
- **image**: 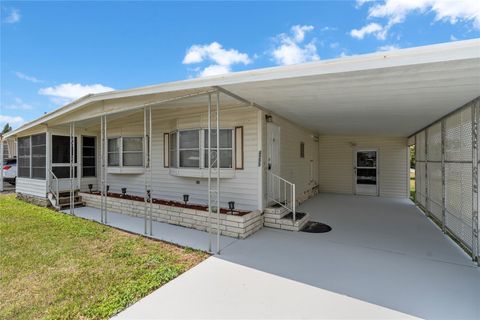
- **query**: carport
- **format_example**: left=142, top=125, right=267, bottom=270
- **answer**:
left=215, top=39, right=480, bottom=262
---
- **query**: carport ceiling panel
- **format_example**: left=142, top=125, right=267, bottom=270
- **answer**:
left=223, top=59, right=480, bottom=136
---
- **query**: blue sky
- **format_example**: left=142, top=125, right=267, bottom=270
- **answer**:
left=1, top=1, right=479, bottom=129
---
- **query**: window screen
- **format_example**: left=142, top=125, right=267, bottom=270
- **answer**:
left=52, top=135, right=77, bottom=163
left=31, top=133, right=46, bottom=179
left=18, top=136, right=30, bottom=178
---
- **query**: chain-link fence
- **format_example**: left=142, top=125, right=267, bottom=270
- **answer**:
left=414, top=97, right=479, bottom=264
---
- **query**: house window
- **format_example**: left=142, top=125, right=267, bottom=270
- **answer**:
left=123, top=137, right=143, bottom=166
left=168, top=129, right=235, bottom=169
left=31, top=134, right=46, bottom=179
left=179, top=130, right=200, bottom=168
left=204, top=129, right=233, bottom=168
left=108, top=138, right=120, bottom=166
left=82, top=136, right=96, bottom=177
left=108, top=137, right=144, bottom=167
left=18, top=136, right=31, bottom=178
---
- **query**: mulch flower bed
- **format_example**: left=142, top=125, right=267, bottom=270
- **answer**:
left=88, top=191, right=250, bottom=216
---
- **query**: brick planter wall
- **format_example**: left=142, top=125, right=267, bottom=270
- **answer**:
left=80, top=192, right=264, bottom=239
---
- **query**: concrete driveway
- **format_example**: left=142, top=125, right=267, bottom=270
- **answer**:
left=115, top=194, right=480, bottom=319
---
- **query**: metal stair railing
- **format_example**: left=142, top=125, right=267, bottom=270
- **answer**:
left=48, top=168, right=60, bottom=208
left=268, top=172, right=296, bottom=222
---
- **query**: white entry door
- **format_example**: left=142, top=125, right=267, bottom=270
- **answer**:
left=267, top=122, right=280, bottom=201
left=354, top=149, right=378, bottom=196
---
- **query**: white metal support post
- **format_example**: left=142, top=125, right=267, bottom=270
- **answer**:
left=207, top=92, right=221, bottom=254
left=144, top=107, right=148, bottom=234
left=215, top=92, right=221, bottom=254
left=472, top=102, right=479, bottom=264
left=208, top=93, right=212, bottom=252
left=104, top=115, right=108, bottom=224
left=149, top=106, right=153, bottom=235
left=69, top=122, right=75, bottom=215
left=100, top=115, right=105, bottom=223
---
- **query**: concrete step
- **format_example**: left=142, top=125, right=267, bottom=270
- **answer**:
left=265, top=211, right=310, bottom=232
left=57, top=196, right=81, bottom=205
left=58, top=201, right=85, bottom=209
left=264, top=204, right=290, bottom=218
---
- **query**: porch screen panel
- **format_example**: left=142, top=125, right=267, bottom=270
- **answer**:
left=427, top=123, right=442, bottom=220
left=444, top=107, right=473, bottom=249
left=31, top=133, right=46, bottom=179
left=18, top=136, right=31, bottom=178
left=415, top=131, right=426, bottom=207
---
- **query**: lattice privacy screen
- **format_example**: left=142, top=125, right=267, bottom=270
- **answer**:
left=415, top=99, right=478, bottom=258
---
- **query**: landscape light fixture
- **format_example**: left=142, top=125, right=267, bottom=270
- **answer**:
left=121, top=187, right=127, bottom=197
left=183, top=194, right=189, bottom=205
left=228, top=201, right=235, bottom=215
left=88, top=184, right=93, bottom=193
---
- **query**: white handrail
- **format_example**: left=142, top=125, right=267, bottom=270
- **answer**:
left=48, top=168, right=59, bottom=207
left=268, top=172, right=296, bottom=221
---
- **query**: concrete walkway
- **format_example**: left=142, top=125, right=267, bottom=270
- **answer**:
left=67, top=206, right=237, bottom=252
left=115, top=257, right=416, bottom=319
left=110, top=194, right=479, bottom=319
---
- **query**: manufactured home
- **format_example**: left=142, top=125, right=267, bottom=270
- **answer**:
left=1, top=40, right=479, bottom=261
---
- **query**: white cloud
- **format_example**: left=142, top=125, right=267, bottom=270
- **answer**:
left=271, top=25, right=320, bottom=66
left=3, top=8, right=20, bottom=24
left=200, top=65, right=230, bottom=77
left=368, top=0, right=480, bottom=28
left=0, top=114, right=24, bottom=126
left=350, top=22, right=387, bottom=40
left=183, top=42, right=251, bottom=77
left=377, top=44, right=400, bottom=51
left=14, top=71, right=44, bottom=83
left=5, top=97, right=33, bottom=110
left=39, top=83, right=114, bottom=105
left=354, top=0, right=480, bottom=40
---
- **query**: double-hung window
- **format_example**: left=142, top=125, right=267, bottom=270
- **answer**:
left=108, top=137, right=143, bottom=167
left=204, top=129, right=233, bottom=168
left=178, top=130, right=200, bottom=168
left=168, top=129, right=234, bottom=169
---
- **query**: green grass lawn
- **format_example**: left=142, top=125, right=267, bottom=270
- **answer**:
left=0, top=195, right=209, bottom=320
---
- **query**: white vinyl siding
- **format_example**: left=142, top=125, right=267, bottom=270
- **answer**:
left=16, top=177, right=47, bottom=197
left=98, top=106, right=260, bottom=211
left=318, top=135, right=408, bottom=197
left=266, top=115, right=319, bottom=200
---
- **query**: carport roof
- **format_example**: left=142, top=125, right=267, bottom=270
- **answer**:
left=5, top=38, right=480, bottom=138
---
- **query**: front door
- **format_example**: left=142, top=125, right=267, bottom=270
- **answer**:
left=267, top=122, right=280, bottom=202
left=354, top=149, right=378, bottom=196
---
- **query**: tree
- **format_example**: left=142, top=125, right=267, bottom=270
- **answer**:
left=410, top=145, right=415, bottom=169
left=1, top=123, right=12, bottom=134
